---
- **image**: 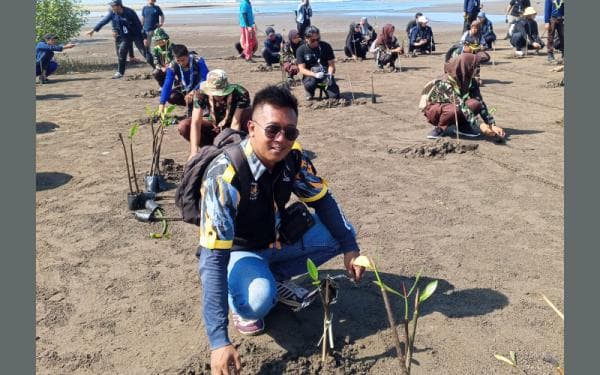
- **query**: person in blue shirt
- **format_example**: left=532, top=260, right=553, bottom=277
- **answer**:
left=295, top=0, right=313, bottom=39
left=261, top=27, right=283, bottom=68
left=477, top=12, right=496, bottom=48
left=409, top=16, right=435, bottom=56
left=86, top=0, right=153, bottom=79
left=158, top=44, right=208, bottom=117
left=197, top=85, right=365, bottom=373
left=141, top=0, right=164, bottom=48
left=463, top=0, right=482, bottom=31
left=35, top=33, right=76, bottom=84
left=544, top=0, right=564, bottom=61
left=239, top=0, right=257, bottom=62
left=111, top=13, right=137, bottom=64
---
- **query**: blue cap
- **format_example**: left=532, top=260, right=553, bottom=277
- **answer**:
left=477, top=11, right=486, bottom=18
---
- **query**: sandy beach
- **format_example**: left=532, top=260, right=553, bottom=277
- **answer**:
left=36, top=5, right=564, bottom=374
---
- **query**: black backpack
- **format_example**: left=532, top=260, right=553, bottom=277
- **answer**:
left=175, top=128, right=250, bottom=226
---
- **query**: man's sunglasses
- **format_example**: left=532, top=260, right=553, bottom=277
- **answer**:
left=253, top=121, right=299, bottom=141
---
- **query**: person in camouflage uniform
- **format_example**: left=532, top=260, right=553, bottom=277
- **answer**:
left=281, top=29, right=304, bottom=83
left=178, top=69, right=252, bottom=159
left=422, top=53, right=504, bottom=140
left=150, top=28, right=175, bottom=87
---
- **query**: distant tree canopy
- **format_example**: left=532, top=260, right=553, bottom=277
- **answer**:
left=35, top=0, right=89, bottom=42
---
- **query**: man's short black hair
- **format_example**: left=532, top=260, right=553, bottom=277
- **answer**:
left=251, top=85, right=298, bottom=117
left=415, top=12, right=423, bottom=18
left=172, top=44, right=189, bottom=58
left=304, top=26, right=320, bottom=39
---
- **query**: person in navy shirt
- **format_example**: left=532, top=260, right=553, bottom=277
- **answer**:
left=35, top=33, right=75, bottom=83
left=87, top=0, right=153, bottom=79
left=261, top=27, right=283, bottom=67
left=463, top=0, right=482, bottom=31
left=544, top=0, right=564, bottom=61
left=141, top=0, right=164, bottom=47
left=158, top=44, right=209, bottom=117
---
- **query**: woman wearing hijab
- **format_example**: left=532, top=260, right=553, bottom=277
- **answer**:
left=420, top=53, right=505, bottom=140
left=359, top=17, right=377, bottom=45
left=281, top=29, right=303, bottom=83
left=373, top=24, right=403, bottom=71
left=344, top=22, right=367, bottom=60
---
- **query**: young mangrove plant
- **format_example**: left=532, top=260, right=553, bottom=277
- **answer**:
left=353, top=255, right=438, bottom=374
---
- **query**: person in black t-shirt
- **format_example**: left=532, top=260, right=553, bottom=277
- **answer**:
left=295, top=26, right=340, bottom=100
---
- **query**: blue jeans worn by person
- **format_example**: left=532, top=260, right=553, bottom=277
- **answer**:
left=36, top=60, right=58, bottom=77
left=199, top=215, right=344, bottom=320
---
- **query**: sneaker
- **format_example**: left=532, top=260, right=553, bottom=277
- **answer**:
left=276, top=280, right=316, bottom=310
left=457, top=125, right=481, bottom=138
left=231, top=313, right=265, bottom=336
left=427, top=127, right=445, bottom=139
left=514, top=50, right=524, bottom=58
left=547, top=52, right=555, bottom=62
left=112, top=72, right=123, bottom=79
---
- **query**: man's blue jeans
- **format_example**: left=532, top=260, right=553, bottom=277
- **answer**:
left=225, top=214, right=344, bottom=320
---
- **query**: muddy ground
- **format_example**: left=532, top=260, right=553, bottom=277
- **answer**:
left=36, top=10, right=564, bottom=375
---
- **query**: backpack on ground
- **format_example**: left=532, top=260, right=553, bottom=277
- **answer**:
left=175, top=128, right=249, bottom=226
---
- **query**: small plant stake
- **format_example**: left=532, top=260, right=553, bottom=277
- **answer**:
left=353, top=255, right=438, bottom=374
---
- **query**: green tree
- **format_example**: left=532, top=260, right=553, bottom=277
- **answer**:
left=35, top=0, right=89, bottom=42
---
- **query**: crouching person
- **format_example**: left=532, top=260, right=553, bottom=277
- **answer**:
left=178, top=69, right=252, bottom=159
left=35, top=33, right=76, bottom=84
left=296, top=26, right=340, bottom=100
left=421, top=54, right=505, bottom=140
left=197, top=85, right=365, bottom=373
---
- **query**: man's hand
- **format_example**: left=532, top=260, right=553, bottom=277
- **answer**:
left=246, top=26, right=254, bottom=33
left=544, top=23, right=550, bottom=31
left=86, top=30, right=95, bottom=37
left=64, top=43, right=76, bottom=49
left=314, top=71, right=324, bottom=80
left=211, top=345, right=241, bottom=375
left=185, top=91, right=195, bottom=105
left=158, top=104, right=165, bottom=114
left=343, top=251, right=365, bottom=282
left=532, top=42, right=541, bottom=50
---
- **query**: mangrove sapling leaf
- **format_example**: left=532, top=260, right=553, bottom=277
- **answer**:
left=128, top=123, right=139, bottom=139
left=149, top=208, right=169, bottom=239
left=494, top=354, right=516, bottom=366
left=373, top=280, right=403, bottom=297
left=307, top=258, right=320, bottom=286
left=353, top=255, right=374, bottom=270
left=406, top=269, right=423, bottom=298
left=418, top=280, right=438, bottom=303
left=510, top=351, right=517, bottom=365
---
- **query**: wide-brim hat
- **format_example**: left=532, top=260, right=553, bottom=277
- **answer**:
left=152, top=28, right=169, bottom=41
left=522, top=7, right=537, bottom=16
left=200, top=69, right=235, bottom=96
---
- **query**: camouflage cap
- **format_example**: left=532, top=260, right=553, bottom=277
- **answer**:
left=152, top=28, right=169, bottom=41
left=200, top=69, right=235, bottom=96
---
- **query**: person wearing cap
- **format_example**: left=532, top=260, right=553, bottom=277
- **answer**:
left=406, top=12, right=423, bottom=36
left=281, top=29, right=304, bottom=83
left=87, top=0, right=153, bottom=79
left=150, top=28, right=175, bottom=87
left=35, top=34, right=76, bottom=83
left=505, top=0, right=531, bottom=39
left=112, top=15, right=138, bottom=64
left=510, top=7, right=544, bottom=57
left=344, top=22, right=368, bottom=61
left=141, top=0, right=164, bottom=48
left=373, top=24, right=403, bottom=71
left=544, top=0, right=564, bottom=62
left=409, top=16, right=435, bottom=56
left=178, top=69, right=252, bottom=158
left=463, top=0, right=482, bottom=32
left=261, top=27, right=284, bottom=68
left=358, top=17, right=377, bottom=47
left=158, top=44, right=209, bottom=116
left=477, top=12, right=497, bottom=48
left=239, top=0, right=257, bottom=62
left=296, top=26, right=340, bottom=100
left=295, top=0, right=313, bottom=39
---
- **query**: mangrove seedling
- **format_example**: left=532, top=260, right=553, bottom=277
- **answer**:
left=307, top=258, right=340, bottom=363
left=148, top=104, right=177, bottom=177
left=353, top=255, right=438, bottom=374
